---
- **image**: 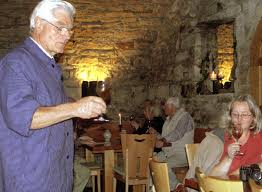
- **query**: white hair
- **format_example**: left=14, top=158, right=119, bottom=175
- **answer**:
left=166, top=97, right=181, bottom=109
left=30, top=0, right=75, bottom=30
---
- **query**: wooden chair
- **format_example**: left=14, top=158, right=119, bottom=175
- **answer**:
left=249, top=179, right=262, bottom=192
left=149, top=159, right=170, bottom=192
left=83, top=149, right=102, bottom=192
left=185, top=143, right=199, bottom=167
left=173, top=128, right=212, bottom=182
left=196, top=167, right=244, bottom=192
left=80, top=161, right=101, bottom=192
left=184, top=143, right=200, bottom=191
left=113, top=134, right=156, bottom=192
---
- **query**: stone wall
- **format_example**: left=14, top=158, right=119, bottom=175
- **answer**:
left=188, top=0, right=262, bottom=127
left=146, top=0, right=262, bottom=127
left=0, top=0, right=261, bottom=127
left=66, top=0, right=174, bottom=118
left=0, top=1, right=37, bottom=55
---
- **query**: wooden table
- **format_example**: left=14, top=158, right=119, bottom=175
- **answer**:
left=249, top=179, right=262, bottom=192
left=79, top=121, right=134, bottom=192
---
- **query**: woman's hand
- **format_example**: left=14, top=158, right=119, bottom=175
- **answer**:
left=148, top=127, right=157, bottom=135
left=227, top=142, right=241, bottom=159
left=130, top=120, right=140, bottom=129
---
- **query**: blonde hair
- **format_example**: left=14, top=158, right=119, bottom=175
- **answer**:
left=227, top=94, right=262, bottom=135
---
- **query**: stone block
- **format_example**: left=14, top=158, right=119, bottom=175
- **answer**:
left=175, top=51, right=190, bottom=64
left=116, top=41, right=134, bottom=50
left=148, top=85, right=170, bottom=99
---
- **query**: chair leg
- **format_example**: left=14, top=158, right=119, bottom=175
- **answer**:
left=113, top=177, right=116, bottom=192
left=146, top=184, right=149, bottom=192
left=92, top=175, right=95, bottom=192
left=125, top=183, right=128, bottom=192
left=97, top=172, right=101, bottom=192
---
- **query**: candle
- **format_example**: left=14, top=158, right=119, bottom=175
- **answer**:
left=119, top=113, right=122, bottom=125
left=209, top=71, right=217, bottom=81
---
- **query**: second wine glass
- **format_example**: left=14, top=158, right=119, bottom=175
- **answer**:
left=96, top=80, right=111, bottom=105
left=95, top=80, right=111, bottom=121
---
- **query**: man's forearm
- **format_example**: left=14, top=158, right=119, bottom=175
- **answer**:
left=30, top=96, right=106, bottom=130
left=31, top=103, right=76, bottom=129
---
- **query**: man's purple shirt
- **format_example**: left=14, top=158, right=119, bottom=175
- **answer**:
left=0, top=38, right=74, bottom=192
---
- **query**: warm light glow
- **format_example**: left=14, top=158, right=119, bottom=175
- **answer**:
left=218, top=72, right=223, bottom=78
left=79, top=71, right=87, bottom=80
left=209, top=71, right=217, bottom=81
left=77, top=66, right=109, bottom=81
left=217, top=24, right=234, bottom=84
left=217, top=61, right=232, bottom=84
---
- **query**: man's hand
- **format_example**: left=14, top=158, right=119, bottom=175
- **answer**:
left=74, top=96, right=106, bottom=119
left=155, top=138, right=172, bottom=148
left=155, top=139, right=164, bottom=148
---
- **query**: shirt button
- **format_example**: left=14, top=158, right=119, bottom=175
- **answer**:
left=52, top=64, right=54, bottom=68
left=66, top=155, right=69, bottom=159
left=67, top=132, right=69, bottom=136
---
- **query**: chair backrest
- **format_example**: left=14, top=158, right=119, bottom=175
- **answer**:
left=121, top=134, right=156, bottom=178
left=194, top=128, right=213, bottom=143
left=195, top=167, right=244, bottom=192
left=249, top=179, right=262, bottom=192
left=185, top=143, right=199, bottom=167
left=149, top=159, right=170, bottom=192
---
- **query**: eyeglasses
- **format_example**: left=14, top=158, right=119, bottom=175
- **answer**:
left=231, top=113, right=253, bottom=119
left=42, top=19, right=74, bottom=37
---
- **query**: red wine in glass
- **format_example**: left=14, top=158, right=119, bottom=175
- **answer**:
left=232, top=126, right=244, bottom=156
left=96, top=81, right=111, bottom=105
left=95, top=80, right=111, bottom=121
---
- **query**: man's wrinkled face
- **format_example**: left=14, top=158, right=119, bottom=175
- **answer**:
left=34, top=8, right=73, bottom=56
left=164, top=103, right=176, bottom=116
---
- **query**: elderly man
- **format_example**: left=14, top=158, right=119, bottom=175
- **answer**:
left=0, top=1, right=106, bottom=191
left=150, top=97, right=194, bottom=192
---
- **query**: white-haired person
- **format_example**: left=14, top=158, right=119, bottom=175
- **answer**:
left=0, top=1, right=106, bottom=191
left=210, top=94, right=262, bottom=176
left=149, top=97, right=194, bottom=192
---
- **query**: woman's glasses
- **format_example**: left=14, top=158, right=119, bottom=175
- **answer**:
left=231, top=113, right=252, bottom=120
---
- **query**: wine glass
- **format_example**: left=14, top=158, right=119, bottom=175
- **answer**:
left=232, top=125, right=244, bottom=156
left=96, top=80, right=111, bottom=105
left=129, top=114, right=135, bottom=121
left=145, top=120, right=152, bottom=133
left=95, top=80, right=111, bottom=121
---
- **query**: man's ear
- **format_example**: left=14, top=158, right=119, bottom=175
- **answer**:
left=34, top=17, right=43, bottom=31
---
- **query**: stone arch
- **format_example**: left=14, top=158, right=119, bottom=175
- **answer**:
left=250, top=18, right=262, bottom=105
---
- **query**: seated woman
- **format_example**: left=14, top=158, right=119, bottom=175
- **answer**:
left=130, top=99, right=164, bottom=135
left=209, top=94, right=262, bottom=176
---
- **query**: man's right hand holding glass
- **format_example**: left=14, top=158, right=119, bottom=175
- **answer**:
left=74, top=96, right=106, bottom=119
